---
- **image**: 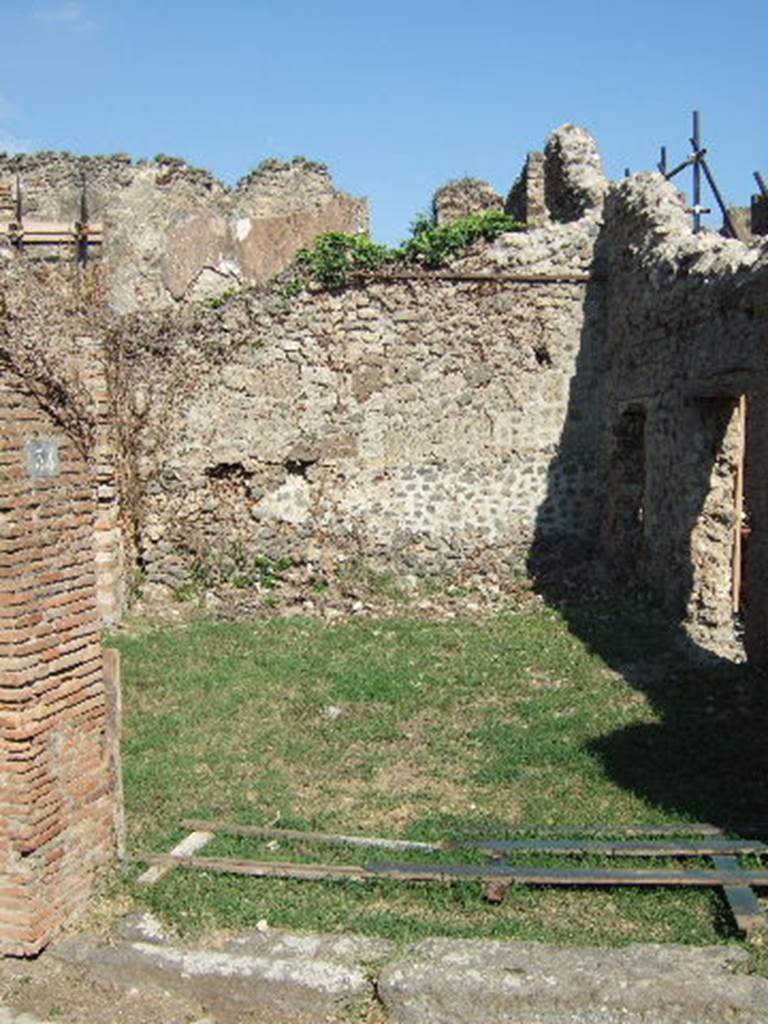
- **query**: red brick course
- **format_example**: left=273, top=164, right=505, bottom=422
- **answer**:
left=0, top=373, right=118, bottom=956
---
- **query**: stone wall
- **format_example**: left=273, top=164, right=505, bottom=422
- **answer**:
left=0, top=153, right=367, bottom=313
left=0, top=369, right=118, bottom=955
left=98, top=125, right=768, bottom=663
left=119, top=212, right=602, bottom=592
left=597, top=174, right=768, bottom=656
left=432, top=179, right=503, bottom=225
left=8, top=123, right=768, bottom=664
left=6, top=118, right=768, bottom=958
left=506, top=152, right=549, bottom=228
left=743, top=273, right=768, bottom=662
left=544, top=125, right=607, bottom=223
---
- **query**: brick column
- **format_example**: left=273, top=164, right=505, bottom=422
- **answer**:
left=75, top=337, right=124, bottom=625
left=0, top=373, right=118, bottom=956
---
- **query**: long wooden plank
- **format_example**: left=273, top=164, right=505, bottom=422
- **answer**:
left=178, top=820, right=426, bottom=851
left=136, top=830, right=214, bottom=886
left=136, top=853, right=371, bottom=882
left=367, top=861, right=768, bottom=887
left=185, top=820, right=765, bottom=858
left=713, top=855, right=768, bottom=936
left=182, top=819, right=444, bottom=852
left=134, top=853, right=768, bottom=889
left=490, top=823, right=760, bottom=837
left=475, top=838, right=767, bottom=857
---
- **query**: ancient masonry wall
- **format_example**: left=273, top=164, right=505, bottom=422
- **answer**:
left=7, top=123, right=768, bottom=664
left=598, top=175, right=768, bottom=655
left=0, top=373, right=118, bottom=955
left=743, top=274, right=768, bottom=662
left=0, top=153, right=367, bottom=313
left=123, top=215, right=603, bottom=592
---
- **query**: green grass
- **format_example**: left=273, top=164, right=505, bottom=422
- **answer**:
left=110, top=601, right=768, bottom=948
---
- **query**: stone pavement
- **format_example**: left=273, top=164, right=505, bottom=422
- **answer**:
left=19, top=913, right=764, bottom=1023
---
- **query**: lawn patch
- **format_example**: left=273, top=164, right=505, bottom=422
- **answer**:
left=111, top=601, right=768, bottom=947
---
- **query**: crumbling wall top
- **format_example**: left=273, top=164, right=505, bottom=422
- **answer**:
left=432, top=178, right=503, bottom=226
left=234, top=157, right=359, bottom=216
left=604, top=172, right=768, bottom=278
left=544, top=124, right=607, bottom=223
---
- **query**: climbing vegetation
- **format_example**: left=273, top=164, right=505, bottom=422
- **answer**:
left=290, top=209, right=525, bottom=291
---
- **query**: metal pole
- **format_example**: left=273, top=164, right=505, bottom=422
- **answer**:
left=665, top=154, right=697, bottom=181
left=691, top=110, right=702, bottom=233
left=700, top=156, right=737, bottom=238
left=658, top=146, right=667, bottom=175
left=754, top=171, right=768, bottom=196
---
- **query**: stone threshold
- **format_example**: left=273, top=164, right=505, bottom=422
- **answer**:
left=34, top=913, right=768, bottom=1024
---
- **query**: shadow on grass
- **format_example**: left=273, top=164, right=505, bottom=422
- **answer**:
left=526, top=208, right=768, bottom=835
left=546, top=584, right=768, bottom=833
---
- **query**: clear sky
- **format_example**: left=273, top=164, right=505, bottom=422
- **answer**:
left=2, top=1, right=765, bottom=243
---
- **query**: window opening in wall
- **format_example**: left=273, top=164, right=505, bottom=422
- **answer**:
left=612, top=406, right=647, bottom=575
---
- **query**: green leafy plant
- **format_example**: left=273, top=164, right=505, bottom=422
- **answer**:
left=290, top=209, right=525, bottom=291
left=400, top=209, right=523, bottom=268
left=203, top=289, right=236, bottom=310
left=177, top=544, right=294, bottom=598
left=295, top=233, right=390, bottom=290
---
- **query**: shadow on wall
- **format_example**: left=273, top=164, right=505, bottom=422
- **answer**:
left=527, top=218, right=768, bottom=834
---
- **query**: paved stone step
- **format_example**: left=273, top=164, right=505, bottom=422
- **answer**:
left=50, top=915, right=768, bottom=1024
left=51, top=919, right=380, bottom=1018
left=377, top=937, right=768, bottom=1024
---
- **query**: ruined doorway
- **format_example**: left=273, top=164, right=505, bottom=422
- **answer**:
left=605, top=404, right=647, bottom=584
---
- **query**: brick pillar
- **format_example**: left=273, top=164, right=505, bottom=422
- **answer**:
left=75, top=337, right=124, bottom=625
left=0, top=373, right=118, bottom=956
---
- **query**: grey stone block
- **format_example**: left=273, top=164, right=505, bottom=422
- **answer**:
left=52, top=936, right=372, bottom=1016
left=223, top=928, right=393, bottom=964
left=377, top=938, right=768, bottom=1024
left=113, top=911, right=171, bottom=945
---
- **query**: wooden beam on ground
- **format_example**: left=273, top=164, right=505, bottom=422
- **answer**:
left=135, top=852, right=372, bottom=882
left=475, top=838, right=767, bottom=857
left=466, top=823, right=730, bottom=837
left=133, top=852, right=768, bottom=889
left=181, top=819, right=443, bottom=852
left=183, top=819, right=765, bottom=850
left=712, top=855, right=768, bottom=936
left=136, top=830, right=214, bottom=886
left=367, top=861, right=768, bottom=887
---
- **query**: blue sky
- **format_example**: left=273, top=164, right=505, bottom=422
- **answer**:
left=2, top=1, right=765, bottom=243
